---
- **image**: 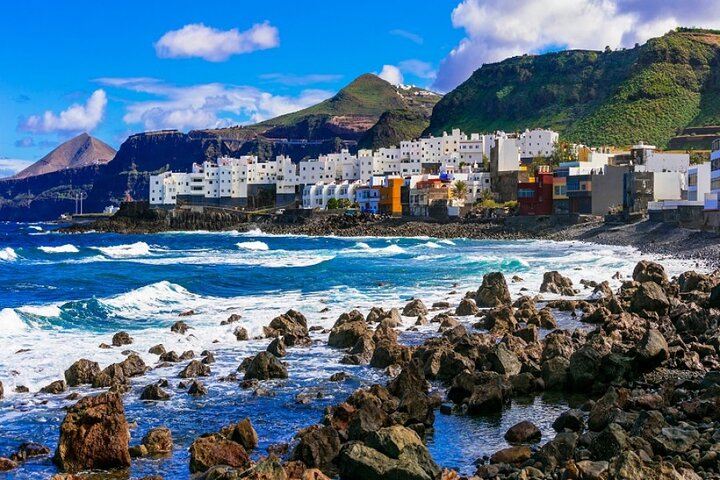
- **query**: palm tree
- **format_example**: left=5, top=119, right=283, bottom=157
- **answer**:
left=451, top=180, right=468, bottom=201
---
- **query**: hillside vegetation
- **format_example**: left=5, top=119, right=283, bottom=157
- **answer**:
left=427, top=29, right=720, bottom=148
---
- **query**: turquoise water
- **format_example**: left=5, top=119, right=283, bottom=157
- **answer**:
left=0, top=222, right=686, bottom=478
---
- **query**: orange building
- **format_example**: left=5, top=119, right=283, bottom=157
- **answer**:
left=379, top=177, right=403, bottom=216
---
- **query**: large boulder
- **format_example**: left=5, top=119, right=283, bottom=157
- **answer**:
left=140, top=384, right=170, bottom=401
left=487, top=343, right=522, bottom=376
left=466, top=372, right=512, bottom=414
left=568, top=345, right=603, bottom=390
left=41, top=380, right=67, bottom=395
left=189, top=434, right=250, bottom=473
left=402, top=299, right=428, bottom=317
left=179, top=360, right=211, bottom=378
left=328, top=311, right=369, bottom=349
left=64, top=359, right=100, bottom=387
left=142, top=427, right=173, bottom=455
left=263, top=309, right=309, bottom=346
left=338, top=435, right=440, bottom=480
left=111, top=331, right=133, bottom=346
left=244, top=352, right=288, bottom=380
left=540, top=271, right=575, bottom=296
left=292, top=425, right=341, bottom=469
left=53, top=392, right=131, bottom=473
left=504, top=421, right=541, bottom=444
left=630, top=282, right=669, bottom=315
left=219, top=418, right=259, bottom=451
left=455, top=298, right=479, bottom=316
left=633, top=261, right=668, bottom=285
left=476, top=272, right=511, bottom=307
left=634, top=328, right=669, bottom=371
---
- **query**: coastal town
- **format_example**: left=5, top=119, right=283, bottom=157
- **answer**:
left=148, top=128, right=720, bottom=231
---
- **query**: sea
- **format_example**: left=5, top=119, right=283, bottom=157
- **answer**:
left=0, top=221, right=695, bottom=478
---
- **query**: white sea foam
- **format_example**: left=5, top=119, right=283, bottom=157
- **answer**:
left=419, top=241, right=443, bottom=249
left=0, top=308, right=27, bottom=332
left=104, top=281, right=196, bottom=314
left=236, top=241, right=270, bottom=251
left=438, top=239, right=456, bottom=246
left=93, top=242, right=151, bottom=258
left=18, top=304, right=63, bottom=318
left=343, top=243, right=406, bottom=256
left=27, top=225, right=43, bottom=231
left=0, top=247, right=17, bottom=261
left=38, top=244, right=79, bottom=254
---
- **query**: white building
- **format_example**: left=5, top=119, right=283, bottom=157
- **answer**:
left=302, top=181, right=361, bottom=209
left=706, top=139, right=720, bottom=210
left=688, top=162, right=712, bottom=202
left=518, top=128, right=559, bottom=159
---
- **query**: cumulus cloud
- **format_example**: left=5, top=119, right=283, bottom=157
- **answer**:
left=18, top=89, right=107, bottom=133
left=377, top=65, right=404, bottom=85
left=155, top=22, right=279, bottom=61
left=398, top=60, right=436, bottom=80
left=95, top=77, right=332, bottom=131
left=390, top=29, right=424, bottom=44
left=434, top=0, right=720, bottom=92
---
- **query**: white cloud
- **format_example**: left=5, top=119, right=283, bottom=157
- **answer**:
left=96, top=78, right=332, bottom=131
left=398, top=60, right=436, bottom=80
left=377, top=65, right=404, bottom=85
left=155, top=22, right=279, bottom=61
left=434, top=0, right=720, bottom=91
left=390, top=29, right=424, bottom=44
left=18, top=90, right=107, bottom=134
left=0, top=159, right=34, bottom=178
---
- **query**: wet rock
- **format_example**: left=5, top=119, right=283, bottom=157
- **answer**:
left=10, top=442, right=51, bottom=462
left=234, top=327, right=249, bottom=341
left=40, top=380, right=67, bottom=395
left=338, top=438, right=440, bottom=480
left=330, top=372, right=349, bottom=382
left=140, top=384, right=170, bottom=401
left=220, top=418, right=259, bottom=450
left=222, top=313, right=242, bottom=325
left=488, top=343, right=522, bottom=376
left=633, top=260, right=668, bottom=285
left=540, top=271, right=575, bottom=296
left=630, top=282, right=669, bottom=315
left=171, top=321, right=189, bottom=334
left=514, top=325, right=538, bottom=343
left=142, top=427, right=173, bottom=455
left=402, top=299, right=428, bottom=317
left=15, top=386, right=29, bottom=393
left=160, top=351, right=180, bottom=362
left=202, top=352, right=215, bottom=364
left=553, top=409, right=584, bottom=432
left=189, top=434, right=250, bottom=473
left=93, top=354, right=147, bottom=388
left=483, top=306, right=517, bottom=333
left=432, top=301, right=450, bottom=309
left=378, top=308, right=403, bottom=329
left=476, top=272, right=511, bottom=307
left=179, top=360, right=211, bottom=378
left=64, top=359, right=100, bottom=387
left=504, top=421, right=541, bottom=444
left=263, top=309, right=309, bottom=346
left=535, top=432, right=577, bottom=470
left=188, top=380, right=208, bottom=396
left=541, top=356, right=570, bottom=390
left=490, top=446, right=532, bottom=464
left=180, top=350, right=195, bottom=360
left=111, top=331, right=133, bottom=346
left=0, top=458, right=17, bottom=471
left=292, top=425, right=341, bottom=469
left=148, top=344, right=165, bottom=355
left=328, top=311, right=369, bottom=348
left=244, top=352, right=288, bottom=380
left=0, top=381, right=3, bottom=400
left=178, top=310, right=195, bottom=317
left=466, top=372, right=512, bottom=414
left=267, top=337, right=288, bottom=357
left=568, top=345, right=603, bottom=390
left=53, top=392, right=131, bottom=473
left=455, top=298, right=479, bottom=316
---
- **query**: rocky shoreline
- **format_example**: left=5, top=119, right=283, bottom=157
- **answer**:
left=3, top=259, right=720, bottom=479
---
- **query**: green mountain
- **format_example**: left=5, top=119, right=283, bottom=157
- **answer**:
left=214, top=74, right=440, bottom=142
left=426, top=28, right=720, bottom=148
left=358, top=109, right=431, bottom=150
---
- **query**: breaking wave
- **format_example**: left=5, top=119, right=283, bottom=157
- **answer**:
left=38, top=244, right=79, bottom=254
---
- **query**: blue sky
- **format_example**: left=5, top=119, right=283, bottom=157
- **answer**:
left=2, top=0, right=719, bottom=172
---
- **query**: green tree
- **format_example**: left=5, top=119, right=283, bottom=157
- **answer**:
left=326, top=198, right=339, bottom=210
left=482, top=154, right=490, bottom=171
left=451, top=180, right=468, bottom=200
